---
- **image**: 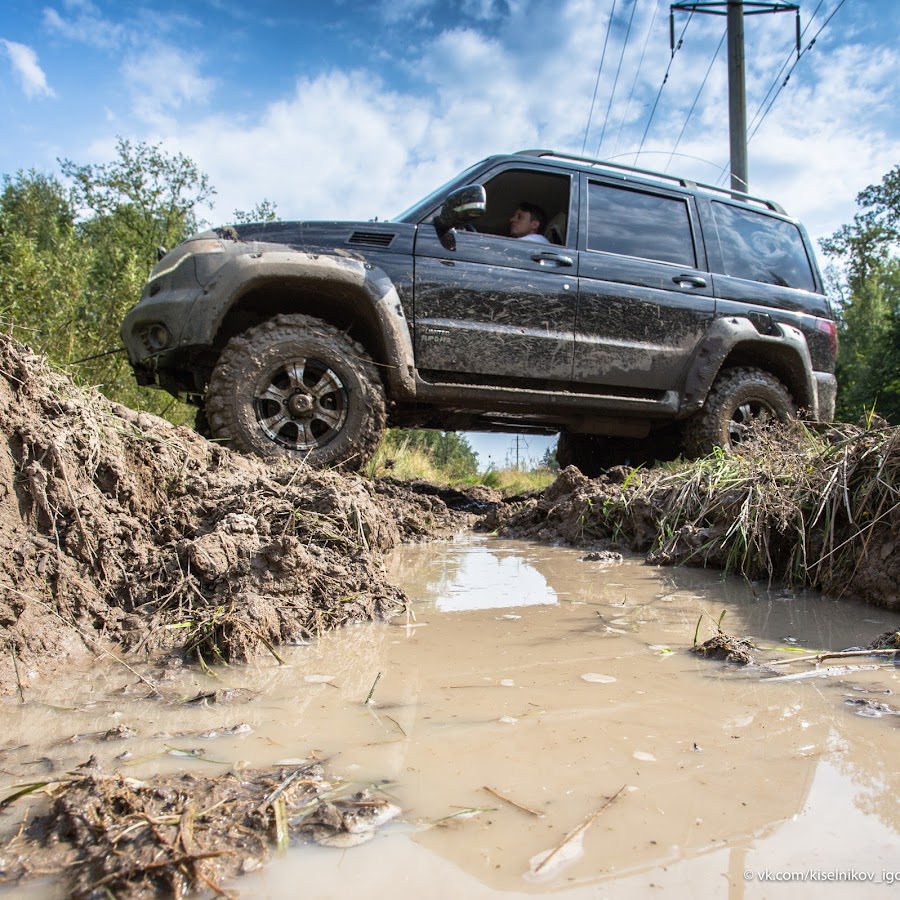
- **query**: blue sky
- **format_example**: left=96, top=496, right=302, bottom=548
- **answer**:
left=2, top=0, right=899, bottom=467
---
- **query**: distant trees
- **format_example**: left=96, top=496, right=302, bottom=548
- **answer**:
left=1, top=139, right=217, bottom=419
left=821, top=164, right=900, bottom=423
left=381, top=429, right=479, bottom=479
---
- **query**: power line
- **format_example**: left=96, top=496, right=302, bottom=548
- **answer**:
left=665, top=26, right=726, bottom=173
left=596, top=0, right=639, bottom=158
left=747, top=0, right=847, bottom=143
left=746, top=0, right=826, bottom=137
left=613, top=0, right=663, bottom=158
left=635, top=10, right=694, bottom=165
left=582, top=0, right=618, bottom=155
left=710, top=0, right=846, bottom=186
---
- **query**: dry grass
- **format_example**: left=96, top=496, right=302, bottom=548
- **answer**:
left=587, top=421, right=900, bottom=598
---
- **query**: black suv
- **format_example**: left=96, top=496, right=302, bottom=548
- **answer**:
left=121, top=150, right=837, bottom=474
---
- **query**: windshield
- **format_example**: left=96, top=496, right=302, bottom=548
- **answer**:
left=392, top=161, right=486, bottom=223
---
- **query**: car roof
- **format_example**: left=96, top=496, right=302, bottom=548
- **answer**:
left=490, top=149, right=787, bottom=216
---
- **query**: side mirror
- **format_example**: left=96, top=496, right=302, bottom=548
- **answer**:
left=434, top=184, right=486, bottom=232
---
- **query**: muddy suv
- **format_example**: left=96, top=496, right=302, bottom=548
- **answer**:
left=121, top=150, right=837, bottom=473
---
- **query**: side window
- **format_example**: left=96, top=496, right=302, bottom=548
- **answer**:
left=712, top=201, right=816, bottom=291
left=476, top=169, right=571, bottom=245
left=587, top=182, right=697, bottom=267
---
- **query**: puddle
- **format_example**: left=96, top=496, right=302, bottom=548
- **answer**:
left=1, top=535, right=899, bottom=898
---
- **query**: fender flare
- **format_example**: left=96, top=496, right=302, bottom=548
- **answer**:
left=680, top=316, right=817, bottom=418
left=179, top=248, right=417, bottom=401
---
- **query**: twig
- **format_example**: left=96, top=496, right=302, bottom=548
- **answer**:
left=254, top=768, right=305, bottom=815
left=482, top=785, right=543, bottom=817
left=10, top=648, right=24, bottom=703
left=764, top=648, right=900, bottom=668
left=49, top=441, right=95, bottom=566
left=533, top=786, right=626, bottom=875
left=385, top=715, right=406, bottom=737
left=364, top=672, right=381, bottom=705
left=7, top=587, right=160, bottom=695
left=71, top=850, right=229, bottom=898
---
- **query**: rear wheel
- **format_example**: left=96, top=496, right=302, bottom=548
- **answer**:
left=683, top=367, right=794, bottom=457
left=205, top=314, right=386, bottom=471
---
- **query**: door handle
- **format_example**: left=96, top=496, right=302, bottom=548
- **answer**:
left=531, top=252, right=573, bottom=267
left=673, top=274, right=707, bottom=288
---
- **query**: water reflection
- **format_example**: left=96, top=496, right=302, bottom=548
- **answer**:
left=2, top=535, right=899, bottom=900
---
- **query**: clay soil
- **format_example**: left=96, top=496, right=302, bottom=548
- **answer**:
left=1, top=332, right=898, bottom=897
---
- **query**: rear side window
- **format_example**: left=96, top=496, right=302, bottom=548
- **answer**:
left=712, top=201, right=816, bottom=291
left=587, top=182, right=697, bottom=267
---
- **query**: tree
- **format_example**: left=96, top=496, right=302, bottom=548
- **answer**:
left=539, top=444, right=559, bottom=470
left=821, top=165, right=900, bottom=423
left=60, top=137, right=216, bottom=269
left=232, top=199, right=278, bottom=224
left=51, top=140, right=217, bottom=417
left=0, top=171, right=93, bottom=363
left=382, top=429, right=479, bottom=478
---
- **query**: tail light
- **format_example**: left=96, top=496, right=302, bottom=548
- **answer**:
left=815, top=317, right=838, bottom=358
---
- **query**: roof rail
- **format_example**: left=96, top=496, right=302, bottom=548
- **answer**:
left=514, top=149, right=786, bottom=214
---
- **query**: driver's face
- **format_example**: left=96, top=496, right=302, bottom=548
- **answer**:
left=509, top=208, right=538, bottom=237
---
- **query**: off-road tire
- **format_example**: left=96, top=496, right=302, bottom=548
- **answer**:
left=206, top=314, right=386, bottom=471
left=557, top=433, right=606, bottom=477
left=557, top=428, right=681, bottom=477
left=194, top=407, right=212, bottom=439
left=683, top=367, right=794, bottom=457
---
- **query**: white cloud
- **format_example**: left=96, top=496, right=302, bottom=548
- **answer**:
left=122, top=44, right=216, bottom=127
left=1, top=39, right=55, bottom=99
left=65, top=0, right=894, bottom=254
left=42, top=0, right=125, bottom=49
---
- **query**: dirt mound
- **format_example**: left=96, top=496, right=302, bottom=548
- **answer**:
left=486, top=425, right=900, bottom=609
left=0, top=335, right=440, bottom=694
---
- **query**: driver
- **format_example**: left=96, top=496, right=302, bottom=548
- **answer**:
left=509, top=202, right=550, bottom=243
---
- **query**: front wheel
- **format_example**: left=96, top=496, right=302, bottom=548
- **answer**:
left=683, top=367, right=794, bottom=457
left=205, top=314, right=386, bottom=470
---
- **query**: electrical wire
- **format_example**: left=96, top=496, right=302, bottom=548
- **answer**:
left=714, top=0, right=847, bottom=187
left=664, top=27, right=726, bottom=173
left=596, top=0, right=639, bottom=158
left=635, top=10, right=694, bottom=165
left=581, top=0, right=618, bottom=155
left=747, top=0, right=847, bottom=142
left=613, top=0, right=662, bottom=158
left=746, top=0, right=826, bottom=137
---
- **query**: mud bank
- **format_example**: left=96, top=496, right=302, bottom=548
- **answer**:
left=482, top=426, right=900, bottom=610
left=0, top=336, right=483, bottom=697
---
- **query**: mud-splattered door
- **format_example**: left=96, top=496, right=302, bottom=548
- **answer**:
left=574, top=178, right=715, bottom=392
left=412, top=228, right=576, bottom=382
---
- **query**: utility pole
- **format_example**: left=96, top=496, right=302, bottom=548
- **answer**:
left=670, top=2, right=799, bottom=192
left=507, top=435, right=526, bottom=470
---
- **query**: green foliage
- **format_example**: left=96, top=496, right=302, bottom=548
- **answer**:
left=0, top=140, right=231, bottom=423
left=232, top=199, right=279, bottom=224
left=0, top=170, right=94, bottom=364
left=60, top=136, right=216, bottom=268
left=367, top=429, right=553, bottom=494
left=821, top=164, right=900, bottom=423
left=539, top=444, right=559, bottom=470
left=380, top=429, right=479, bottom=479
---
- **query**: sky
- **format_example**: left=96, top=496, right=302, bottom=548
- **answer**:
left=1, top=0, right=899, bottom=468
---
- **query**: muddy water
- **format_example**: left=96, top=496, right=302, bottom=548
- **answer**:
left=2, top=535, right=900, bottom=898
